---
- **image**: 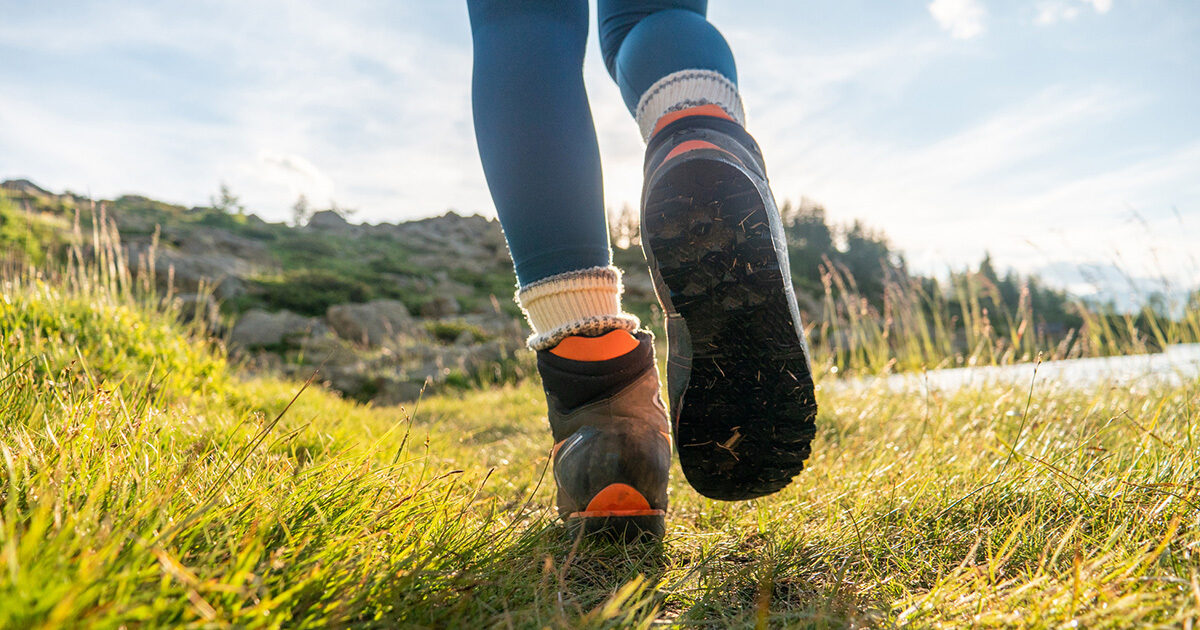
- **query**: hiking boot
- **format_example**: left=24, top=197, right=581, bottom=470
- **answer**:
left=539, top=330, right=670, bottom=541
left=640, top=114, right=818, bottom=501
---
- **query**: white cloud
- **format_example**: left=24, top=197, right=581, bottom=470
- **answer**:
left=1036, top=3, right=1081, bottom=25
left=737, top=80, right=1200, bottom=281
left=249, top=151, right=336, bottom=207
left=0, top=1, right=487, bottom=222
left=928, top=0, right=987, bottom=39
left=1035, top=0, right=1113, bottom=26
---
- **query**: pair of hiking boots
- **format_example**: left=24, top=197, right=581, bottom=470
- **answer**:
left=541, top=114, right=819, bottom=541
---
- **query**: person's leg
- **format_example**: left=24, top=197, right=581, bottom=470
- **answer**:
left=467, top=0, right=670, bottom=540
left=468, top=0, right=637, bottom=348
left=597, top=0, right=742, bottom=139
left=469, top=0, right=607, bottom=287
left=597, top=1, right=819, bottom=501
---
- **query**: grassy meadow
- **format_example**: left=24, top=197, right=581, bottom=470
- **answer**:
left=1, top=217, right=1199, bottom=628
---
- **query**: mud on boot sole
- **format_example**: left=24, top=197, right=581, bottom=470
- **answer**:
left=643, top=156, right=818, bottom=501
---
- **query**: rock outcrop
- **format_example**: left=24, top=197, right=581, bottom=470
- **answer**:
left=307, top=210, right=351, bottom=230
left=225, top=297, right=528, bottom=403
left=326, top=299, right=415, bottom=347
left=230, top=309, right=326, bottom=348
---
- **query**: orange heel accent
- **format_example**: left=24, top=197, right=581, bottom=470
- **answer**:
left=569, top=483, right=664, bottom=519
left=586, top=483, right=651, bottom=511
left=651, top=104, right=735, bottom=137
left=662, top=139, right=743, bottom=166
left=550, top=329, right=639, bottom=362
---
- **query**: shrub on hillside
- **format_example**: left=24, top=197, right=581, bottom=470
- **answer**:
left=254, top=269, right=373, bottom=316
left=424, top=320, right=489, bottom=344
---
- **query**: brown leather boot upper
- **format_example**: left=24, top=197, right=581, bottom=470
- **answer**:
left=544, top=355, right=671, bottom=519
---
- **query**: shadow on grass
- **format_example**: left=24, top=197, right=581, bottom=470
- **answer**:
left=662, top=533, right=892, bottom=628
left=464, top=522, right=895, bottom=627
left=420, top=522, right=671, bottom=627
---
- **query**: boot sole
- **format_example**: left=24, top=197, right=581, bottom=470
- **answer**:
left=643, top=155, right=818, bottom=501
left=567, top=513, right=666, bottom=542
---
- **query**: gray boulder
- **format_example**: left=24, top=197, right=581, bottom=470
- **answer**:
left=326, top=299, right=414, bottom=346
left=230, top=309, right=326, bottom=348
left=137, top=246, right=252, bottom=299
left=126, top=224, right=273, bottom=300
left=307, top=210, right=350, bottom=230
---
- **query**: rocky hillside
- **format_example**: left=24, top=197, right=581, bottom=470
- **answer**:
left=6, top=177, right=1150, bottom=391
left=2, top=179, right=674, bottom=403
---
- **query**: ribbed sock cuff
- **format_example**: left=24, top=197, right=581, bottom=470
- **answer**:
left=635, top=69, right=746, bottom=141
left=516, top=266, right=641, bottom=351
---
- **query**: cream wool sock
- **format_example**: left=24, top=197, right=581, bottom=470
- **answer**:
left=516, top=266, right=640, bottom=351
left=634, top=69, right=746, bottom=141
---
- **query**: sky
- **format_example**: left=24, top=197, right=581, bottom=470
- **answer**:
left=1, top=0, right=1197, bottom=294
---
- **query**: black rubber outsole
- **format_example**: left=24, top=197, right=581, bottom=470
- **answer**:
left=567, top=514, right=666, bottom=543
left=643, top=155, right=818, bottom=501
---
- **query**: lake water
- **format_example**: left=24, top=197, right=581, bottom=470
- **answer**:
left=836, top=344, right=1200, bottom=393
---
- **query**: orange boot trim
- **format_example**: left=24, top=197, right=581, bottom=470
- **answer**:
left=662, top=139, right=742, bottom=166
left=569, top=483, right=664, bottom=519
left=550, top=329, right=639, bottom=362
left=649, top=139, right=745, bottom=182
left=651, top=104, right=735, bottom=138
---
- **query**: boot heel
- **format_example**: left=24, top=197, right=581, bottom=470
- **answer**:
left=567, top=513, right=666, bottom=542
left=566, top=485, right=667, bottom=542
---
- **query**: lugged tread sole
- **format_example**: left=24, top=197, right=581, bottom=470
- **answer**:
left=643, top=155, right=818, bottom=501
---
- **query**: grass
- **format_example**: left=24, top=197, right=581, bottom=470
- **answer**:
left=814, top=261, right=1200, bottom=377
left=1, top=219, right=1199, bottom=627
left=0, top=194, right=73, bottom=268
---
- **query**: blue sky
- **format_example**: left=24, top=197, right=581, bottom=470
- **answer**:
left=1, top=0, right=1197, bottom=290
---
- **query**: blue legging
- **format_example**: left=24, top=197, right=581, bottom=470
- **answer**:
left=467, top=0, right=738, bottom=286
